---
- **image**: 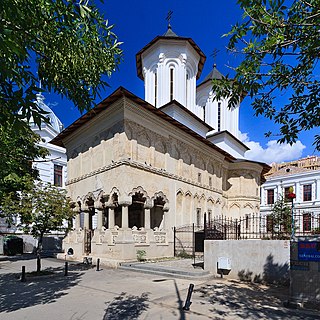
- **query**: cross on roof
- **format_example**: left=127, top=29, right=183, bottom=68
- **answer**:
left=166, top=10, right=173, bottom=28
left=210, top=48, right=220, bottom=67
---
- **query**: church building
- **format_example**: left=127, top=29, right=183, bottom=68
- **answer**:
left=51, top=25, right=269, bottom=263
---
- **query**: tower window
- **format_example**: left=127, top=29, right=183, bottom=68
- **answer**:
left=218, top=102, right=221, bottom=131
left=154, top=72, right=157, bottom=106
left=198, top=173, right=201, bottom=183
left=203, top=105, right=206, bottom=122
left=54, top=164, right=63, bottom=187
left=170, top=68, right=174, bottom=101
left=186, top=73, right=189, bottom=104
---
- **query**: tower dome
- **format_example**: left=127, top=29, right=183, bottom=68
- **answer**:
left=34, top=93, right=64, bottom=134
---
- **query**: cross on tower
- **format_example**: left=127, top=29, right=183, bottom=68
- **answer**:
left=166, top=10, right=173, bottom=28
left=211, top=48, right=220, bottom=67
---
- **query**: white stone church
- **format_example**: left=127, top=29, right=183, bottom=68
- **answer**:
left=51, top=25, right=269, bottom=263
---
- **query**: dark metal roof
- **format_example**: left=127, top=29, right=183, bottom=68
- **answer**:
left=197, top=64, right=224, bottom=88
left=163, top=26, right=178, bottom=37
left=136, top=35, right=206, bottom=81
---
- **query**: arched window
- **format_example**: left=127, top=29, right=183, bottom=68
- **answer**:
left=154, top=72, right=157, bottom=106
left=170, top=67, right=174, bottom=101
left=186, top=73, right=189, bottom=104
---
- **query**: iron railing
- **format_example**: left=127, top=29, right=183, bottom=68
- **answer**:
left=205, top=212, right=320, bottom=240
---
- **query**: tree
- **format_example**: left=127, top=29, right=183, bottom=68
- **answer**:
left=212, top=0, right=320, bottom=150
left=0, top=122, right=48, bottom=207
left=2, top=182, right=74, bottom=272
left=1, top=0, right=122, bottom=130
left=270, top=195, right=291, bottom=237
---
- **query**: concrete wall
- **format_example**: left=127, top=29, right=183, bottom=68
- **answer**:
left=290, top=237, right=320, bottom=305
left=204, top=240, right=290, bottom=284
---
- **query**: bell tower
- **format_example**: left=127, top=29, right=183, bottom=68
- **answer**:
left=136, top=21, right=205, bottom=112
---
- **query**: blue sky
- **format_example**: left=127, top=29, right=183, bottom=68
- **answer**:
left=45, top=0, right=318, bottom=163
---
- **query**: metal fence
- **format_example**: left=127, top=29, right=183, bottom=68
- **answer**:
left=205, top=212, right=320, bottom=240
left=173, top=224, right=205, bottom=257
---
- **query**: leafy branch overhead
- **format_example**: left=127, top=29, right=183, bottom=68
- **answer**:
left=0, top=0, right=123, bottom=128
left=212, top=0, right=320, bottom=150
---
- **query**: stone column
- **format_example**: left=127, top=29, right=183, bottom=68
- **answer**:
left=96, top=207, right=104, bottom=230
left=119, top=197, right=132, bottom=230
left=144, top=202, right=152, bottom=229
left=72, top=202, right=81, bottom=229
left=75, top=213, right=81, bottom=229
left=83, top=207, right=90, bottom=230
left=108, top=206, right=115, bottom=229
left=121, top=205, right=129, bottom=229
left=163, top=204, right=170, bottom=230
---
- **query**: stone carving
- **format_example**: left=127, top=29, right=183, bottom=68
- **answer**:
left=111, top=230, right=119, bottom=244
left=132, top=230, right=147, bottom=244
left=154, top=231, right=167, bottom=244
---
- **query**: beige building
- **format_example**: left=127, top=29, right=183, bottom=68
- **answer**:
left=51, top=26, right=269, bottom=263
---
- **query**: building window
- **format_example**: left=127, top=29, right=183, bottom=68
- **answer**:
left=196, top=208, right=201, bottom=227
left=217, top=102, right=221, bottom=131
left=170, top=68, right=174, bottom=101
left=54, top=164, right=63, bottom=187
left=303, top=213, right=312, bottom=232
left=209, top=176, right=212, bottom=187
left=154, top=72, right=157, bottom=106
left=303, top=184, right=312, bottom=201
left=267, top=189, right=274, bottom=205
left=198, top=173, right=201, bottom=183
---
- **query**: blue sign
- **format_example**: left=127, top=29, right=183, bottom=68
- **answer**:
left=298, top=241, right=320, bottom=262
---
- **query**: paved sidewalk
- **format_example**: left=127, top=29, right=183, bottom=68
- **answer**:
left=0, top=256, right=319, bottom=320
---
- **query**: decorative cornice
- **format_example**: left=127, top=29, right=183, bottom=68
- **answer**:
left=66, top=159, right=222, bottom=194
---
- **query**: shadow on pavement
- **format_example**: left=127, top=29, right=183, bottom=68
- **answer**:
left=0, top=253, right=38, bottom=262
left=195, top=281, right=320, bottom=320
left=0, top=266, right=83, bottom=313
left=103, top=292, right=149, bottom=320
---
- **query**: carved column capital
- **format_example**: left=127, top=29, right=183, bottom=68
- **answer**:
left=144, top=200, right=153, bottom=210
left=119, top=196, right=132, bottom=207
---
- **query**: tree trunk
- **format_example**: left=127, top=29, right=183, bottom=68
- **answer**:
left=36, top=233, right=44, bottom=273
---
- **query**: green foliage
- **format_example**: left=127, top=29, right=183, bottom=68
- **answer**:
left=176, top=250, right=192, bottom=259
left=212, top=0, right=320, bottom=150
left=1, top=182, right=74, bottom=271
left=136, top=250, right=146, bottom=261
left=0, top=122, right=48, bottom=207
left=270, top=195, right=292, bottom=234
left=1, top=182, right=74, bottom=238
left=0, top=0, right=122, bottom=130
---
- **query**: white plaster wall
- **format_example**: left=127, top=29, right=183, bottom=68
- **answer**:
left=196, top=83, right=240, bottom=138
left=204, top=240, right=290, bottom=283
left=141, top=40, right=200, bottom=109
